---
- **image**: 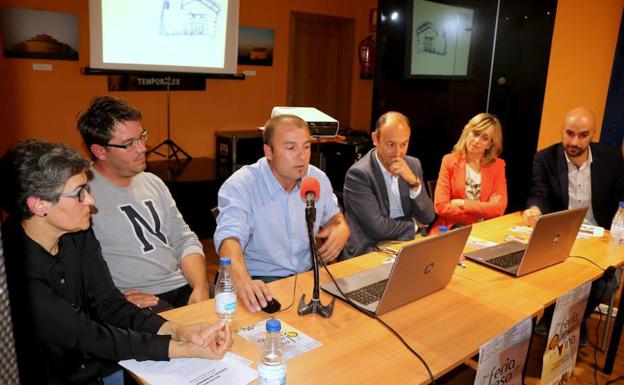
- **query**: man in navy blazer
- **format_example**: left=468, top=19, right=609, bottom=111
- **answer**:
left=523, top=106, right=624, bottom=345
left=523, top=106, right=624, bottom=228
left=342, top=111, right=435, bottom=259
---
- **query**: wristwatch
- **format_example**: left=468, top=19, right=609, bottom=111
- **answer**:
left=408, top=178, right=421, bottom=199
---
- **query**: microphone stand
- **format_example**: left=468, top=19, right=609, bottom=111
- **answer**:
left=297, top=203, right=335, bottom=318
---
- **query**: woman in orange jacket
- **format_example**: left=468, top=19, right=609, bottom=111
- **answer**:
left=433, top=113, right=507, bottom=228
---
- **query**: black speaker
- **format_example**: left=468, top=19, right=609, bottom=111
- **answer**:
left=319, top=138, right=372, bottom=194
left=216, top=130, right=264, bottom=180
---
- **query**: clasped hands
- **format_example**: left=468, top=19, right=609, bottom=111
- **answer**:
left=168, top=321, right=233, bottom=359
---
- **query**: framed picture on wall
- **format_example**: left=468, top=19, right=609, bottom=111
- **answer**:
left=237, top=26, right=274, bottom=66
left=0, top=8, right=78, bottom=60
left=404, top=0, right=474, bottom=78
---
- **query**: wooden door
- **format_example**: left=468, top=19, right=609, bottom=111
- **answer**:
left=288, top=13, right=354, bottom=127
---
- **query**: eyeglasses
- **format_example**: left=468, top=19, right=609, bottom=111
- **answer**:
left=102, top=129, right=148, bottom=150
left=60, top=184, right=90, bottom=202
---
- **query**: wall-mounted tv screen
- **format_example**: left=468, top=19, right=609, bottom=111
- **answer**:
left=89, top=0, right=240, bottom=74
left=405, top=0, right=474, bottom=78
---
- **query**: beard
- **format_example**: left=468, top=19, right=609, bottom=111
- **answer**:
left=564, top=145, right=587, bottom=158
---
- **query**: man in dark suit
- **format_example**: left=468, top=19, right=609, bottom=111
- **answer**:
left=342, top=111, right=435, bottom=259
left=523, top=106, right=624, bottom=228
left=523, top=106, right=624, bottom=346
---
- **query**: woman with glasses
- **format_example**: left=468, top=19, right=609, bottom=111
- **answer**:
left=433, top=113, right=508, bottom=229
left=0, top=140, right=232, bottom=385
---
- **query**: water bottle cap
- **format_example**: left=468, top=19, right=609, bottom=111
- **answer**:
left=619, top=201, right=624, bottom=208
left=219, top=257, right=231, bottom=265
left=439, top=225, right=448, bottom=233
left=266, top=318, right=281, bottom=332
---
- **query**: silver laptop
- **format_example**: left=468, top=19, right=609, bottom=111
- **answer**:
left=464, top=207, right=587, bottom=276
left=321, top=226, right=472, bottom=315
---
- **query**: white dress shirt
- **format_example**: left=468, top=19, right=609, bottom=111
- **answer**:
left=565, top=147, right=597, bottom=226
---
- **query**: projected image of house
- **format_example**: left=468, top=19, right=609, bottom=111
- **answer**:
left=416, top=22, right=447, bottom=55
left=160, top=0, right=221, bottom=37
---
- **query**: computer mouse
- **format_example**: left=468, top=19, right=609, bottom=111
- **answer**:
left=262, top=298, right=282, bottom=314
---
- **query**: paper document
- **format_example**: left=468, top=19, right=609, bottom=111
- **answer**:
left=238, top=318, right=322, bottom=361
left=511, top=224, right=604, bottom=239
left=119, top=352, right=257, bottom=385
left=474, top=317, right=532, bottom=385
left=578, top=224, right=605, bottom=238
left=466, top=236, right=497, bottom=249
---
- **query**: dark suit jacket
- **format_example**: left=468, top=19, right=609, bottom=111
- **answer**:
left=526, top=142, right=624, bottom=228
left=342, top=149, right=435, bottom=259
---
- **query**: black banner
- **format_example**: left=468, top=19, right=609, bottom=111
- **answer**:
left=107, top=75, right=206, bottom=91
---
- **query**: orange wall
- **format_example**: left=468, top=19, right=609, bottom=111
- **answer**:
left=3, top=0, right=623, bottom=155
left=0, top=0, right=376, bottom=157
left=539, top=0, right=624, bottom=148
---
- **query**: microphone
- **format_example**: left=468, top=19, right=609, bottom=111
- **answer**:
left=300, top=177, right=320, bottom=209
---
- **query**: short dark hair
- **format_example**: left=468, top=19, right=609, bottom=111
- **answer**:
left=77, top=96, right=142, bottom=153
left=0, top=140, right=90, bottom=221
left=263, top=114, right=309, bottom=146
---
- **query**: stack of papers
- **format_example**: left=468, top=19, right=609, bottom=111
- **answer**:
left=119, top=352, right=257, bottom=385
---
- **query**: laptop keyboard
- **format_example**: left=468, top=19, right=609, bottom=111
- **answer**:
left=345, top=279, right=388, bottom=305
left=488, top=250, right=525, bottom=270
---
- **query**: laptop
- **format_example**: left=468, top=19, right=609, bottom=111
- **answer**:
left=321, top=225, right=472, bottom=315
left=464, top=207, right=587, bottom=276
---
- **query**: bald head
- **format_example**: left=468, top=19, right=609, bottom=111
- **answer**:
left=563, top=107, right=595, bottom=132
left=375, top=111, right=411, bottom=137
left=372, top=111, right=412, bottom=170
left=561, top=106, right=595, bottom=163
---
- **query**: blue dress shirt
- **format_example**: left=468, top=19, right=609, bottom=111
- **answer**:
left=214, top=157, right=341, bottom=277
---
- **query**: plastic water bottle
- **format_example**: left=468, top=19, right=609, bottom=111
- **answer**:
left=258, top=319, right=287, bottom=385
left=215, top=257, right=236, bottom=322
left=610, top=202, right=624, bottom=245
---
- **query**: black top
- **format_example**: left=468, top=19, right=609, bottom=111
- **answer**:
left=526, top=142, right=624, bottom=228
left=2, top=221, right=170, bottom=385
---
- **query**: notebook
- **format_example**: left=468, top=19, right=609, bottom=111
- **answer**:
left=464, top=207, right=587, bottom=276
left=321, top=225, right=472, bottom=314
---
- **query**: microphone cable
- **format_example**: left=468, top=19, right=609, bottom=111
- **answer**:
left=316, top=253, right=437, bottom=385
left=605, top=375, right=624, bottom=384
left=593, top=283, right=608, bottom=385
left=567, top=255, right=619, bottom=385
left=568, top=255, right=607, bottom=271
left=276, top=272, right=299, bottom=314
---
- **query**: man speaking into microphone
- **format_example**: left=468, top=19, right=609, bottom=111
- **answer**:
left=214, top=114, right=350, bottom=313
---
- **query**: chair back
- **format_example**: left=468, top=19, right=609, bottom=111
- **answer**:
left=426, top=180, right=437, bottom=199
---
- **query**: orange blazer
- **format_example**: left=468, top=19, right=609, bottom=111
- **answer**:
left=434, top=152, right=507, bottom=227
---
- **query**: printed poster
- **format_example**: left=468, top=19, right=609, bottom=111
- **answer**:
left=474, top=317, right=532, bottom=385
left=541, top=281, right=591, bottom=385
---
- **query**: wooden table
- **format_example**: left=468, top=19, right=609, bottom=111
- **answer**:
left=455, top=213, right=624, bottom=374
left=142, top=212, right=624, bottom=384
left=457, top=213, right=622, bottom=307
left=153, top=247, right=541, bottom=385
